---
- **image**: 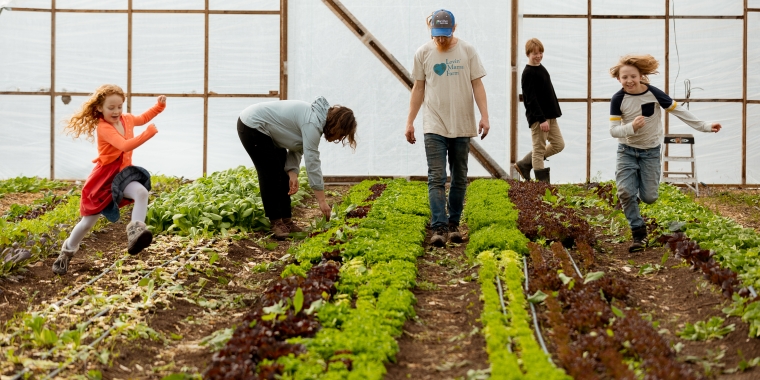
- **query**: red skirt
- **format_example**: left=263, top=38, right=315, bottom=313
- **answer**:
left=79, top=156, right=131, bottom=216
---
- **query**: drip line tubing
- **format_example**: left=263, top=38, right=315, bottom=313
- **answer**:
left=563, top=246, right=583, bottom=278
left=523, top=255, right=550, bottom=357
left=42, top=239, right=215, bottom=380
left=494, top=274, right=513, bottom=353
left=10, top=239, right=214, bottom=380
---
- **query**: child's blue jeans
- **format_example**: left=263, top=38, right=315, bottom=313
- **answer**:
left=615, top=143, right=662, bottom=229
left=424, top=133, right=470, bottom=230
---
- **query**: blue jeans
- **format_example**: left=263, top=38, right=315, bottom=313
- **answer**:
left=424, top=134, right=470, bottom=229
left=615, top=144, right=661, bottom=229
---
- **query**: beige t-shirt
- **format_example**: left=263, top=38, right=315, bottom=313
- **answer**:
left=412, top=39, right=487, bottom=138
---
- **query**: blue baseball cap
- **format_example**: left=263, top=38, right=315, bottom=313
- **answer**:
left=430, top=9, right=455, bottom=37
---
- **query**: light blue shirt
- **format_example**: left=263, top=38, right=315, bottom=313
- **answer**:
left=239, top=97, right=329, bottom=190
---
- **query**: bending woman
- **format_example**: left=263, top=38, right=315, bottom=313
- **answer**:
left=237, top=96, right=357, bottom=239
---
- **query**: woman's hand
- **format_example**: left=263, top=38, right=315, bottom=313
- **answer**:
left=288, top=170, right=299, bottom=195
left=314, top=190, right=331, bottom=221
left=711, top=123, right=722, bottom=133
left=319, top=200, right=332, bottom=221
left=632, top=116, right=646, bottom=132
left=157, top=95, right=167, bottom=104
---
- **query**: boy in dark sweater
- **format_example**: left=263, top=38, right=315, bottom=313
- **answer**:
left=515, top=38, right=564, bottom=183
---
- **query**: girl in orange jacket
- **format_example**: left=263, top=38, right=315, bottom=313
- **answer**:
left=52, top=84, right=166, bottom=275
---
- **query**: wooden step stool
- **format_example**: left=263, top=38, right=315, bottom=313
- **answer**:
left=661, top=133, right=699, bottom=196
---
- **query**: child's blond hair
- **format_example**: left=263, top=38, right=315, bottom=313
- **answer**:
left=609, top=54, right=659, bottom=84
left=525, top=38, right=544, bottom=56
left=64, top=84, right=125, bottom=141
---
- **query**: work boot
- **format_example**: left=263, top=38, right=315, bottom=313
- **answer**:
left=127, top=221, right=153, bottom=255
left=629, top=226, right=648, bottom=253
left=448, top=222, right=463, bottom=243
left=52, top=239, right=77, bottom=275
left=271, top=219, right=290, bottom=240
left=283, top=218, right=303, bottom=233
left=514, top=152, right=533, bottom=181
left=430, top=226, right=449, bottom=248
left=534, top=167, right=551, bottom=184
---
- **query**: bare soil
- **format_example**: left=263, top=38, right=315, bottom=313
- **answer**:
left=385, top=226, right=490, bottom=380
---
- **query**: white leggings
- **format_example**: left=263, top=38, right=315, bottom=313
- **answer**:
left=66, top=181, right=149, bottom=251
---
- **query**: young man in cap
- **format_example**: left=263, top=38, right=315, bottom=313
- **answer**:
left=404, top=9, right=490, bottom=247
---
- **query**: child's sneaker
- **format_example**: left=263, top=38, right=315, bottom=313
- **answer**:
left=127, top=221, right=153, bottom=255
left=431, top=226, right=449, bottom=247
left=52, top=239, right=76, bottom=275
left=629, top=226, right=648, bottom=253
left=448, top=223, right=463, bottom=243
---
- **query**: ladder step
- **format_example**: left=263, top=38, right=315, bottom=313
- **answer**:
left=663, top=171, right=695, bottom=175
left=662, top=178, right=699, bottom=184
left=662, top=156, right=695, bottom=162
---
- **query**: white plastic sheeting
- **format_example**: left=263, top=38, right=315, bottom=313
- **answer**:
left=0, top=0, right=757, bottom=184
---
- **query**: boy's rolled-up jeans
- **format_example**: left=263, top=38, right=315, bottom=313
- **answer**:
left=424, top=133, right=470, bottom=230
left=615, top=143, right=661, bottom=229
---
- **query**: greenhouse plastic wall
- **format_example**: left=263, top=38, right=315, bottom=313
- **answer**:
left=0, top=0, right=758, bottom=184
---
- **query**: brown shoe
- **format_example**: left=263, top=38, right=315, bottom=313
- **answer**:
left=282, top=218, right=303, bottom=233
left=271, top=219, right=290, bottom=240
left=127, top=221, right=153, bottom=255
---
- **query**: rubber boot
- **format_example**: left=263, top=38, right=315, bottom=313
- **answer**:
left=629, top=226, right=648, bottom=253
left=514, top=152, right=533, bottom=181
left=534, top=167, right=551, bottom=184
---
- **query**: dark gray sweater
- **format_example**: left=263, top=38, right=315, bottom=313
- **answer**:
left=521, top=64, right=562, bottom=126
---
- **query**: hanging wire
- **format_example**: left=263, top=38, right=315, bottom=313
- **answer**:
left=683, top=79, right=703, bottom=110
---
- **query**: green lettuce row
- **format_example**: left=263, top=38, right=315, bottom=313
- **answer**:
left=273, top=179, right=429, bottom=379
left=146, top=166, right=310, bottom=236
left=464, top=179, right=519, bottom=232
left=477, top=250, right=571, bottom=380
left=641, top=184, right=760, bottom=288
left=465, top=179, right=567, bottom=378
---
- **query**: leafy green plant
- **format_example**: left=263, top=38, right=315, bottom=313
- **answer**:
left=147, top=166, right=310, bottom=236
left=0, top=176, right=69, bottom=195
left=199, top=328, right=235, bottom=352
left=676, top=317, right=735, bottom=341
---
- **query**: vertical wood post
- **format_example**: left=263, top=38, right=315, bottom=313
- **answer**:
left=510, top=0, right=518, bottom=177
left=586, top=0, right=592, bottom=182
left=50, top=0, right=56, bottom=179
left=664, top=0, right=670, bottom=170
left=742, top=0, right=748, bottom=184
left=203, top=0, right=210, bottom=175
left=127, top=0, right=132, bottom=113
left=280, top=0, right=288, bottom=100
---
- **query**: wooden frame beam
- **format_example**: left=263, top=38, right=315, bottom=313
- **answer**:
left=49, top=0, right=56, bottom=179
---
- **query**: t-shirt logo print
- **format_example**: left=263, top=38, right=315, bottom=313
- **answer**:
left=434, top=63, right=447, bottom=76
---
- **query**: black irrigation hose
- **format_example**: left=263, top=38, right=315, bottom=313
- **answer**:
left=10, top=239, right=215, bottom=380
left=494, top=275, right=513, bottom=353
left=523, top=255, right=550, bottom=356
left=43, top=239, right=216, bottom=380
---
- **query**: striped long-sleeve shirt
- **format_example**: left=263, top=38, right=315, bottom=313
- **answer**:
left=609, top=84, right=712, bottom=149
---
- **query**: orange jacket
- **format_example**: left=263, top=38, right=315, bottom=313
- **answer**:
left=94, top=102, right=165, bottom=170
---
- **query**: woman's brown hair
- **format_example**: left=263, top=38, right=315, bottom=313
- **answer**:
left=324, top=105, right=357, bottom=150
left=609, top=54, right=659, bottom=84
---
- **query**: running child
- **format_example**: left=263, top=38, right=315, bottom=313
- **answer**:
left=609, top=54, right=721, bottom=252
left=53, top=84, right=166, bottom=275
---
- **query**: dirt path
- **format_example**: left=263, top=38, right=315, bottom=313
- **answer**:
left=385, top=225, right=490, bottom=380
